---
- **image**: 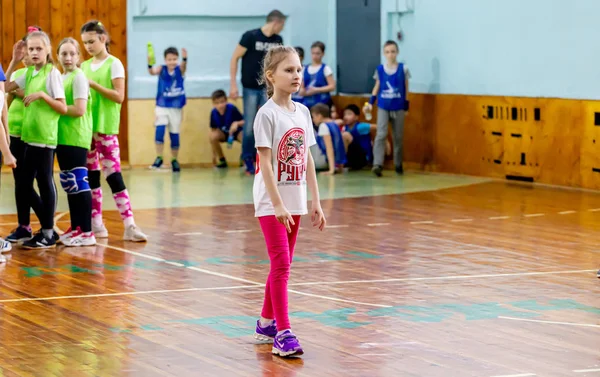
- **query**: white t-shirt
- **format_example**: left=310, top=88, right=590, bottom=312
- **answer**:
left=90, top=56, right=125, bottom=80
left=62, top=70, right=90, bottom=100
left=307, top=64, right=333, bottom=77
left=15, top=66, right=65, bottom=99
left=253, top=99, right=317, bottom=217
left=310, top=123, right=331, bottom=169
left=373, top=63, right=411, bottom=80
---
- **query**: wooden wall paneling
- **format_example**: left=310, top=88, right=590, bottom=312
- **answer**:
left=110, top=0, right=129, bottom=162
left=579, top=101, right=600, bottom=189
left=2, top=0, right=15, bottom=67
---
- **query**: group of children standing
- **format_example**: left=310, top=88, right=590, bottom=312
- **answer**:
left=0, top=22, right=147, bottom=252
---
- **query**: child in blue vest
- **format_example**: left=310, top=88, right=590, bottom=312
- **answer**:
left=342, top=104, right=373, bottom=170
left=309, top=103, right=346, bottom=175
left=148, top=46, right=187, bottom=172
left=291, top=46, right=304, bottom=104
left=300, top=41, right=335, bottom=108
left=209, top=89, right=244, bottom=168
left=365, top=40, right=410, bottom=177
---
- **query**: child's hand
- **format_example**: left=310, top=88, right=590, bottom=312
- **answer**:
left=275, top=204, right=295, bottom=233
left=23, top=92, right=46, bottom=107
left=182, top=48, right=188, bottom=59
left=363, top=103, right=373, bottom=113
left=3, top=153, right=16, bottom=168
left=12, top=40, right=26, bottom=62
left=311, top=203, right=326, bottom=231
left=88, top=79, right=98, bottom=89
left=305, top=87, right=318, bottom=97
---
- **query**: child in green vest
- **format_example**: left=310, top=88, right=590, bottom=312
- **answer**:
left=80, top=20, right=147, bottom=242
left=4, top=31, right=67, bottom=249
left=55, top=37, right=96, bottom=247
left=5, top=27, right=45, bottom=244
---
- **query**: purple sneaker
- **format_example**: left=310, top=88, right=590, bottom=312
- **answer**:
left=254, top=320, right=277, bottom=342
left=272, top=330, right=304, bottom=357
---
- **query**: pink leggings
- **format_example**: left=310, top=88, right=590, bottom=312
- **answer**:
left=258, top=215, right=301, bottom=331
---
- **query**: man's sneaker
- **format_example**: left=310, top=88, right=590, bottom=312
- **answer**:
left=21, top=232, right=56, bottom=250
left=7, top=226, right=32, bottom=243
left=93, top=223, right=109, bottom=238
left=0, top=238, right=12, bottom=253
left=216, top=158, right=228, bottom=169
left=59, top=227, right=75, bottom=244
left=150, top=156, right=163, bottom=170
left=123, top=225, right=148, bottom=242
left=272, top=330, right=304, bottom=357
left=62, top=228, right=97, bottom=247
left=396, top=165, right=404, bottom=175
left=372, top=165, right=383, bottom=177
left=172, top=159, right=181, bottom=173
left=255, top=320, right=277, bottom=342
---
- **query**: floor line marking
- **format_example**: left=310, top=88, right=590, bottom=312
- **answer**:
left=451, top=218, right=473, bottom=223
left=0, top=285, right=263, bottom=303
left=573, top=369, right=600, bottom=373
left=98, top=243, right=388, bottom=308
left=489, top=216, right=510, bottom=220
left=173, top=232, right=204, bottom=236
left=499, top=316, right=600, bottom=328
left=489, top=374, right=536, bottom=377
left=523, top=213, right=545, bottom=218
left=326, top=225, right=349, bottom=229
left=558, top=210, right=576, bottom=215
left=287, top=269, right=597, bottom=287
left=410, top=221, right=434, bottom=225
left=224, top=230, right=251, bottom=234
left=367, top=223, right=390, bottom=227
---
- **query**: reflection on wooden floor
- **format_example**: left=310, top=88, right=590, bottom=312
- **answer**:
left=0, top=181, right=598, bottom=377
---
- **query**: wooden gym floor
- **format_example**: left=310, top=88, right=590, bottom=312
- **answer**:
left=0, top=170, right=598, bottom=377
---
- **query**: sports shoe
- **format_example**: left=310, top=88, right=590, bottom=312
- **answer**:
left=21, top=231, right=56, bottom=250
left=215, top=158, right=228, bottom=169
left=272, top=330, right=304, bottom=357
left=172, top=159, right=181, bottom=173
left=255, top=320, right=277, bottom=342
left=123, top=224, right=148, bottom=242
left=372, top=165, right=383, bottom=177
left=0, top=238, right=12, bottom=253
left=62, top=228, right=97, bottom=247
left=59, top=227, right=75, bottom=244
left=7, top=226, right=32, bottom=243
left=150, top=156, right=163, bottom=169
left=93, top=223, right=109, bottom=238
left=597, top=269, right=600, bottom=279
left=396, top=165, right=404, bottom=175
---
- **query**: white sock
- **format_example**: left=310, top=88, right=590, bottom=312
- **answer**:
left=92, top=216, right=103, bottom=228
left=259, top=317, right=274, bottom=327
left=123, top=217, right=135, bottom=228
left=276, top=329, right=291, bottom=336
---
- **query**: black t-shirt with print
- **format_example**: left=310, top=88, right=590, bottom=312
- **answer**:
left=239, top=28, right=283, bottom=89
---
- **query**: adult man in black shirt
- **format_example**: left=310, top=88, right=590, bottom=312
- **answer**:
left=230, top=10, right=285, bottom=174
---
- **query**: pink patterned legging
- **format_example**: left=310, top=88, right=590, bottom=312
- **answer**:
left=86, top=133, right=134, bottom=224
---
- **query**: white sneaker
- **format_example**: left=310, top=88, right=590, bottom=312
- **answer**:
left=93, top=223, right=109, bottom=238
left=59, top=227, right=76, bottom=244
left=0, top=238, right=12, bottom=253
left=63, top=231, right=97, bottom=247
left=123, top=225, right=148, bottom=242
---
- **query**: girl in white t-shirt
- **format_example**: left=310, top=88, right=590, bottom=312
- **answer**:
left=252, top=45, right=326, bottom=358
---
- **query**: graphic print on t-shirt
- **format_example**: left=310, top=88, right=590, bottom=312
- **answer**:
left=276, top=127, right=307, bottom=184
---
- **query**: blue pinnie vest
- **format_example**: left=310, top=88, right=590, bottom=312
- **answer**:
left=348, top=122, right=373, bottom=162
left=156, top=66, right=186, bottom=108
left=376, top=63, right=407, bottom=111
left=303, top=64, right=331, bottom=108
left=316, top=121, right=347, bottom=166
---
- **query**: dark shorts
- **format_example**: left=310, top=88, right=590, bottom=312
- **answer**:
left=346, top=142, right=369, bottom=170
left=213, top=128, right=243, bottom=142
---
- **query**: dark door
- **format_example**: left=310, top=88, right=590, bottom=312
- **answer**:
left=336, top=0, right=381, bottom=94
